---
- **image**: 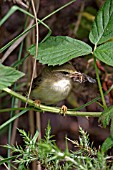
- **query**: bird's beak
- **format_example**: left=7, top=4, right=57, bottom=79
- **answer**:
left=69, top=72, right=96, bottom=84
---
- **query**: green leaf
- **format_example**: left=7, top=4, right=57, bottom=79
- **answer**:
left=99, top=106, right=113, bottom=143
left=94, top=41, right=113, bottom=66
left=28, top=36, right=92, bottom=66
left=99, top=105, right=113, bottom=128
left=101, top=136, right=113, bottom=152
left=0, top=156, right=16, bottom=165
left=0, top=64, right=24, bottom=90
left=32, top=130, right=39, bottom=144
left=89, top=0, right=113, bottom=45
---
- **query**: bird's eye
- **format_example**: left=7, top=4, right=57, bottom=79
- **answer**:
left=62, top=71, right=69, bottom=75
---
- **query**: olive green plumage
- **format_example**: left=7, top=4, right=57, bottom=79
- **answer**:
left=31, top=63, right=96, bottom=105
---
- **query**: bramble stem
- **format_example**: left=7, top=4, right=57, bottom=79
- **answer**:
left=3, top=87, right=101, bottom=117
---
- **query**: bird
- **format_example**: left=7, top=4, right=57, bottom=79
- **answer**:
left=30, top=62, right=96, bottom=105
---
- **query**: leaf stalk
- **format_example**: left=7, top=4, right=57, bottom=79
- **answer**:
left=93, top=56, right=107, bottom=109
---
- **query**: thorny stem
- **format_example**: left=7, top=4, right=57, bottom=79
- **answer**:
left=3, top=87, right=101, bottom=117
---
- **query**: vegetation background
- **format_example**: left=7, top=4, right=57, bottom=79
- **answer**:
left=0, top=0, right=113, bottom=169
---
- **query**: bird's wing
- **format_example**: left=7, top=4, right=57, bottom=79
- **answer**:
left=31, top=75, right=43, bottom=90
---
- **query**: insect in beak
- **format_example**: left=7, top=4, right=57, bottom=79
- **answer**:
left=70, top=72, right=96, bottom=84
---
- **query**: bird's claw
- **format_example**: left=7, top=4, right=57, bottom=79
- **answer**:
left=60, top=105, right=67, bottom=116
left=34, top=99, right=41, bottom=107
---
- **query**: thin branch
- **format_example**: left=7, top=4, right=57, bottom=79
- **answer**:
left=73, top=1, right=85, bottom=35
left=25, top=0, right=39, bottom=107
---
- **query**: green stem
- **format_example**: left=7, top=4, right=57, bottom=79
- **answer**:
left=94, top=56, right=107, bottom=109
left=0, top=108, right=29, bottom=130
left=3, top=87, right=101, bottom=117
left=0, top=108, right=25, bottom=113
left=8, top=96, right=15, bottom=170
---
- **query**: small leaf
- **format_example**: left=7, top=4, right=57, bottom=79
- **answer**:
left=99, top=105, right=113, bottom=128
left=0, top=64, right=24, bottom=90
left=28, top=36, right=92, bottom=66
left=99, top=106, right=113, bottom=144
left=0, top=156, right=16, bottom=165
left=94, top=41, right=113, bottom=66
left=101, top=136, right=113, bottom=152
left=32, top=130, right=39, bottom=143
left=89, top=0, right=113, bottom=45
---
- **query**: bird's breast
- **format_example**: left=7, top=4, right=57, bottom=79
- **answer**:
left=52, top=79, right=72, bottom=93
left=31, top=77, right=72, bottom=105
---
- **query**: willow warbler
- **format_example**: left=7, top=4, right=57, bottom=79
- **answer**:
left=31, top=63, right=96, bottom=105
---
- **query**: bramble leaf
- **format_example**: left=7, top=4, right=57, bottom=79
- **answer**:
left=99, top=106, right=113, bottom=151
left=0, top=64, right=24, bottom=90
left=28, top=36, right=92, bottom=66
left=89, top=0, right=113, bottom=45
left=94, top=41, right=113, bottom=66
left=101, top=136, right=113, bottom=152
left=99, top=105, right=113, bottom=128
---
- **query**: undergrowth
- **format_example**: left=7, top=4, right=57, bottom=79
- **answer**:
left=1, top=123, right=113, bottom=170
